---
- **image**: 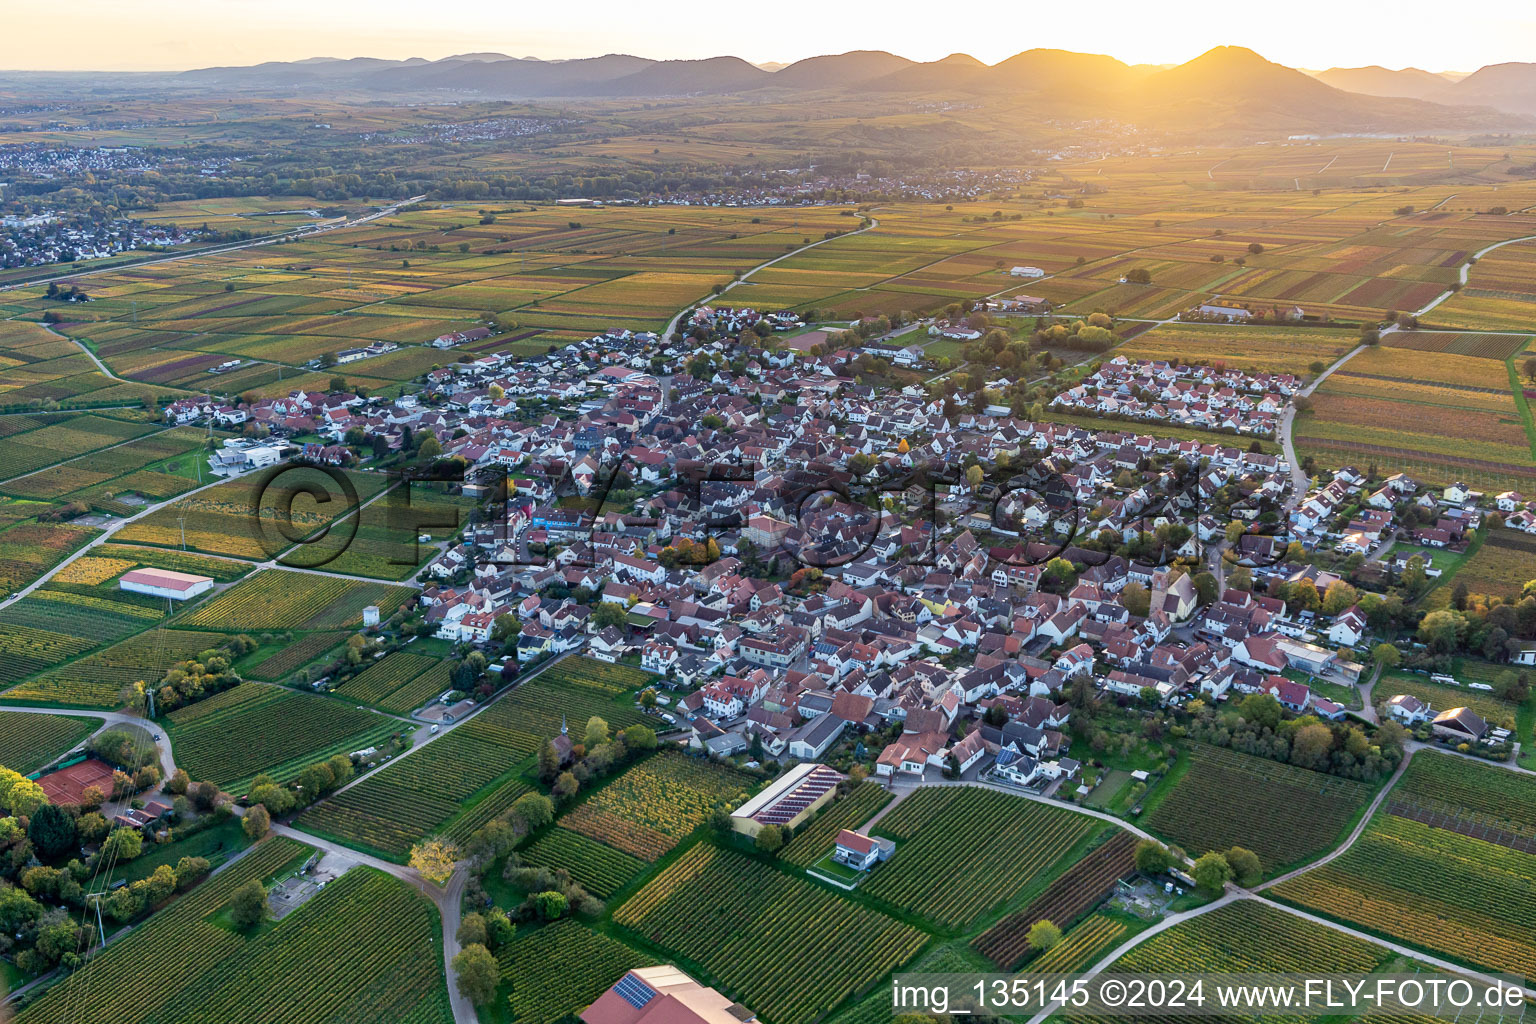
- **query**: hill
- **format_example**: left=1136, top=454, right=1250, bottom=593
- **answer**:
left=769, top=50, right=915, bottom=90
left=1312, top=65, right=1454, bottom=100
left=1131, top=46, right=1514, bottom=134
left=1448, top=62, right=1536, bottom=115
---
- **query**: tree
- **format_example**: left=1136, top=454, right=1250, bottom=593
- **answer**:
left=1120, top=582, right=1151, bottom=617
left=622, top=724, right=657, bottom=752
left=1418, top=609, right=1465, bottom=654
left=533, top=890, right=567, bottom=920
left=1236, top=693, right=1282, bottom=732
left=1290, top=722, right=1335, bottom=771
left=1321, top=582, right=1360, bottom=616
left=755, top=824, right=785, bottom=855
left=965, top=464, right=984, bottom=490
left=1192, top=851, right=1233, bottom=894
left=537, top=740, right=562, bottom=782
left=484, top=907, right=515, bottom=949
left=512, top=792, right=554, bottom=829
left=453, top=944, right=499, bottom=1006
left=409, top=838, right=460, bottom=885
left=228, top=878, right=267, bottom=930
left=417, top=433, right=442, bottom=462
left=28, top=804, right=79, bottom=864
left=591, top=602, right=627, bottom=629
left=242, top=804, right=270, bottom=841
left=1371, top=643, right=1401, bottom=669
left=1027, top=919, right=1063, bottom=951
left=101, top=826, right=143, bottom=862
left=1192, top=572, right=1218, bottom=606
left=457, top=912, right=488, bottom=948
left=1134, top=839, right=1174, bottom=876
left=583, top=716, right=610, bottom=748
left=552, top=771, right=579, bottom=800
left=1225, top=846, right=1263, bottom=886
left=166, top=768, right=190, bottom=795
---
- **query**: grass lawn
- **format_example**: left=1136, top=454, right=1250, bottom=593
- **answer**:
left=1386, top=541, right=1471, bottom=576
left=1083, top=768, right=1133, bottom=810
left=808, top=852, right=866, bottom=886
left=117, top=816, right=254, bottom=885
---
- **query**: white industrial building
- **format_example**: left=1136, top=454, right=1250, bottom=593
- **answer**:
left=118, top=567, right=214, bottom=601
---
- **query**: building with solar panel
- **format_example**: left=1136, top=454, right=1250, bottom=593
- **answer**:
left=582, top=966, right=756, bottom=1024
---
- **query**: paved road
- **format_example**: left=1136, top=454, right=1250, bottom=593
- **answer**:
left=1280, top=343, right=1366, bottom=509
left=0, top=704, right=176, bottom=781
left=32, top=317, right=128, bottom=381
left=660, top=213, right=881, bottom=341
left=0, top=195, right=427, bottom=295
left=1250, top=893, right=1536, bottom=1000
left=1415, top=232, right=1536, bottom=318
left=1024, top=741, right=1536, bottom=1024
left=1256, top=747, right=1411, bottom=891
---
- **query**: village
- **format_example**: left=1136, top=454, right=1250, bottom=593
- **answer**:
left=161, top=303, right=1527, bottom=800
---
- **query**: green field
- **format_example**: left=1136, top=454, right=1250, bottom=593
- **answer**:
left=1144, top=745, right=1374, bottom=873
left=165, top=682, right=399, bottom=792
left=15, top=838, right=453, bottom=1024
left=614, top=843, right=927, bottom=1024
left=864, top=785, right=1101, bottom=932
left=0, top=710, right=97, bottom=773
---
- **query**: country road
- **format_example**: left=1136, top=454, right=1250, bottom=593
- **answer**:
left=660, top=213, right=881, bottom=341
left=0, top=195, right=427, bottom=295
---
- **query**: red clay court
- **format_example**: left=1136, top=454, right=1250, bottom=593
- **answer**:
left=37, top=759, right=115, bottom=805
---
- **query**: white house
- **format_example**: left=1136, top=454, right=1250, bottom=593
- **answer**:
left=1327, top=606, right=1367, bottom=648
left=832, top=829, right=894, bottom=871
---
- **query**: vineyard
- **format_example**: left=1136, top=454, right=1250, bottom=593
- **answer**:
left=614, top=844, right=926, bottom=1024
left=863, top=786, right=1099, bottom=931
left=1145, top=746, right=1373, bottom=871
left=293, top=661, right=649, bottom=858
left=1451, top=530, right=1536, bottom=601
left=114, top=467, right=388, bottom=561
left=176, top=569, right=415, bottom=630
left=243, top=631, right=349, bottom=681
left=14, top=838, right=309, bottom=1024
left=0, top=623, right=96, bottom=685
left=1270, top=812, right=1536, bottom=983
left=0, top=587, right=163, bottom=645
left=973, top=830, right=1138, bottom=968
left=1394, top=751, right=1536, bottom=836
left=377, top=660, right=454, bottom=715
left=18, top=842, right=452, bottom=1024
left=294, top=725, right=528, bottom=858
left=167, top=683, right=398, bottom=792
left=562, top=752, right=755, bottom=860
left=780, top=781, right=891, bottom=867
left=496, top=920, right=654, bottom=1024
left=334, top=651, right=439, bottom=706
left=1061, top=901, right=1387, bottom=1024
left=0, top=521, right=97, bottom=610
left=8, top=627, right=231, bottom=708
left=827, top=944, right=993, bottom=1024
left=516, top=827, right=646, bottom=897
left=93, top=543, right=251, bottom=582
left=0, top=710, right=96, bottom=774
left=1025, top=914, right=1128, bottom=975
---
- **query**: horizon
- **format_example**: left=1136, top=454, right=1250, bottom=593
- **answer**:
left=2, top=0, right=1531, bottom=74
left=0, top=49, right=1486, bottom=78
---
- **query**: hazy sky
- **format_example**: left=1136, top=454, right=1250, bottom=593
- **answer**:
left=5, top=0, right=1534, bottom=72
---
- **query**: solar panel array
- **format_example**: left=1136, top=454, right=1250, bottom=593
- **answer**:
left=614, top=973, right=657, bottom=1010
